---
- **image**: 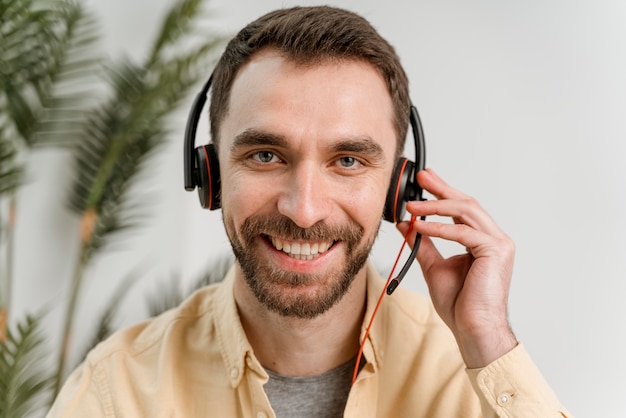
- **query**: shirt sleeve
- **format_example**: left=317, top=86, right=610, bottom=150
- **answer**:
left=46, top=361, right=114, bottom=418
left=465, top=344, right=572, bottom=418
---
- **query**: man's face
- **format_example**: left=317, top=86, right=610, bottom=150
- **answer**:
left=218, top=49, right=397, bottom=318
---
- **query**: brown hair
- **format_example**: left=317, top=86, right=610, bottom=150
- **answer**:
left=209, top=6, right=410, bottom=156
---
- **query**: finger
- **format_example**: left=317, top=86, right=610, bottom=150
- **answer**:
left=417, top=236, right=472, bottom=305
left=417, top=168, right=468, bottom=201
left=413, top=168, right=505, bottom=238
left=411, top=218, right=497, bottom=255
left=405, top=198, right=503, bottom=238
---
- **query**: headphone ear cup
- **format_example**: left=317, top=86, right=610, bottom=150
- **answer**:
left=195, top=143, right=221, bottom=210
left=384, top=157, right=415, bottom=223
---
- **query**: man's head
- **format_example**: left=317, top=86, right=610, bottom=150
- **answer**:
left=213, top=7, right=409, bottom=319
left=209, top=6, right=410, bottom=157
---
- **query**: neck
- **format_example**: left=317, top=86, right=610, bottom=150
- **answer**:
left=234, top=264, right=367, bottom=377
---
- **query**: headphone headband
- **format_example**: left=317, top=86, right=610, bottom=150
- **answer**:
left=184, top=75, right=213, bottom=191
left=410, top=105, right=426, bottom=173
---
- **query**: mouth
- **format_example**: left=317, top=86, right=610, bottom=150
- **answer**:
left=265, top=235, right=335, bottom=261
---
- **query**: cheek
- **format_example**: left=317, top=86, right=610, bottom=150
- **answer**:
left=220, top=170, right=279, bottom=224
left=220, top=172, right=255, bottom=227
left=342, top=179, right=388, bottom=229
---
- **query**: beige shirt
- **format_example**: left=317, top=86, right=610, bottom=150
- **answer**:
left=49, top=262, right=570, bottom=417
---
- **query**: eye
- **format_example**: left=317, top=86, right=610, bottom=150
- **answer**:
left=337, top=156, right=359, bottom=168
left=252, top=151, right=279, bottom=163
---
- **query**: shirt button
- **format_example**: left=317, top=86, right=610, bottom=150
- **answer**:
left=257, top=412, right=268, bottom=418
left=230, top=368, right=239, bottom=379
left=497, top=393, right=512, bottom=406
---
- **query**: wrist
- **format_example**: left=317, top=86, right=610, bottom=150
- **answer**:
left=455, top=325, right=518, bottom=369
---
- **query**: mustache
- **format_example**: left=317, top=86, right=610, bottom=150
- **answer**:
left=240, top=214, right=364, bottom=249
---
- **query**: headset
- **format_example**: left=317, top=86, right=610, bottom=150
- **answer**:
left=183, top=74, right=426, bottom=294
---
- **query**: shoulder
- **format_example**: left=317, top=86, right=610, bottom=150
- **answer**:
left=49, top=279, right=238, bottom=416
left=84, top=281, right=224, bottom=366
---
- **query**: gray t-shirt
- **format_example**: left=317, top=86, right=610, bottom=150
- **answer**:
left=264, top=357, right=356, bottom=418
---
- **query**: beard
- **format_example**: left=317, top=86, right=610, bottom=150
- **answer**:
left=225, top=213, right=376, bottom=319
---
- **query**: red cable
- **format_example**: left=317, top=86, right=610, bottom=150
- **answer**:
left=351, top=215, right=417, bottom=384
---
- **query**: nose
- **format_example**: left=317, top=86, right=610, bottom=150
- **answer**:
left=277, top=162, right=332, bottom=229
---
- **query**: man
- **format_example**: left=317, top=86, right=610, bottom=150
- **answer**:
left=49, top=6, right=571, bottom=417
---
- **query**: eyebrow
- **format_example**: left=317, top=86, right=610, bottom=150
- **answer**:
left=230, top=128, right=385, bottom=160
left=328, top=137, right=385, bottom=160
left=230, top=129, right=287, bottom=152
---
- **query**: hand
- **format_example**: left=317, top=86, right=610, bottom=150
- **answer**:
left=397, top=168, right=518, bottom=368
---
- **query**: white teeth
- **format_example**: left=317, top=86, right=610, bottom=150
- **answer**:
left=319, top=242, right=331, bottom=253
left=269, top=237, right=333, bottom=259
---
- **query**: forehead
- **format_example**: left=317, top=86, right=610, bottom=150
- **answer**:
left=219, top=49, right=396, bottom=156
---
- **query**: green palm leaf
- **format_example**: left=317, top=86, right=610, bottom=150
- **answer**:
left=67, top=10, right=222, bottom=256
left=0, top=314, right=52, bottom=418
left=0, top=137, right=22, bottom=196
left=0, top=0, right=60, bottom=90
left=0, top=0, right=100, bottom=148
left=1, top=0, right=100, bottom=318
left=30, top=1, right=101, bottom=147
left=148, top=0, right=205, bottom=64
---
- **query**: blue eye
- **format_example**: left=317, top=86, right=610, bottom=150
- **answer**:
left=254, top=151, right=277, bottom=163
left=338, top=156, right=358, bottom=168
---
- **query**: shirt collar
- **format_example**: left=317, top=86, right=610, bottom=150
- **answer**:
left=214, top=267, right=267, bottom=387
left=359, top=261, right=390, bottom=374
left=213, top=260, right=388, bottom=386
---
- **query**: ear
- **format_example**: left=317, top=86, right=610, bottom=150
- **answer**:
left=195, top=143, right=221, bottom=210
left=383, top=157, right=415, bottom=223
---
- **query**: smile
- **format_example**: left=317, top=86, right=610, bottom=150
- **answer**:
left=268, top=236, right=334, bottom=261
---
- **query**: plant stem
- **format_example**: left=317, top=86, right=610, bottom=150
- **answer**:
left=0, top=309, right=6, bottom=343
left=6, top=195, right=16, bottom=326
left=53, top=209, right=96, bottom=397
left=0, top=210, right=5, bottom=343
left=53, top=245, right=88, bottom=397
left=0, top=193, right=17, bottom=342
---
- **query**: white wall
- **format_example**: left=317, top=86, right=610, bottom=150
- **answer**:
left=11, top=0, right=625, bottom=416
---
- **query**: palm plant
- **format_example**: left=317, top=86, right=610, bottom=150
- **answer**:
left=1, top=1, right=100, bottom=414
left=1, top=0, right=225, bottom=412
left=55, top=0, right=223, bottom=395
left=0, top=140, right=22, bottom=197
left=0, top=315, right=52, bottom=417
left=0, top=0, right=100, bottom=338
